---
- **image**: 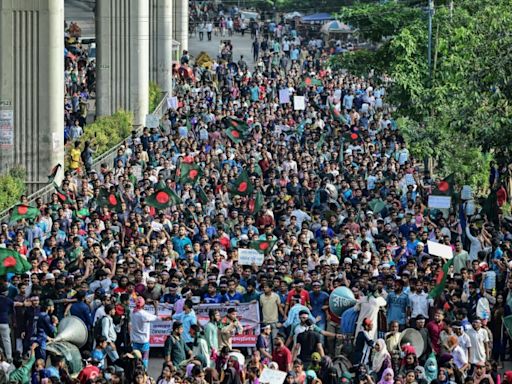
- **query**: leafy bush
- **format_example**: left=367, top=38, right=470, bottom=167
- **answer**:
left=0, top=167, right=26, bottom=212
left=65, top=110, right=133, bottom=169
left=149, top=81, right=162, bottom=113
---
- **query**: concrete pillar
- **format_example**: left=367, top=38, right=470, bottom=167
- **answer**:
left=150, top=0, right=173, bottom=94
left=173, top=0, right=188, bottom=53
left=0, top=0, right=64, bottom=192
left=130, top=0, right=150, bottom=125
left=96, top=0, right=149, bottom=125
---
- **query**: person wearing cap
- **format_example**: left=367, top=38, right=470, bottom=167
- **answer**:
left=353, top=318, right=375, bottom=366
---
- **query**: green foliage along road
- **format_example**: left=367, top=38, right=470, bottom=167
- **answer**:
left=332, top=0, right=512, bottom=192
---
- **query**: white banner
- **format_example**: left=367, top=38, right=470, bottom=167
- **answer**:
left=293, top=96, right=305, bottom=110
left=428, top=195, right=451, bottom=209
left=238, top=248, right=264, bottom=266
left=427, top=240, right=453, bottom=260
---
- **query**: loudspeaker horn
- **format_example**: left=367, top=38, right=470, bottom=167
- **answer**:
left=52, top=315, right=89, bottom=348
left=399, top=328, right=425, bottom=357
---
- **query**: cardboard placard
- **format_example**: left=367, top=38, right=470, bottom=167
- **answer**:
left=238, top=248, right=264, bottom=266
left=427, top=240, right=453, bottom=260
left=428, top=195, right=451, bottom=209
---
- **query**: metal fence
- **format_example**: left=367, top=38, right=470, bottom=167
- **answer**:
left=0, top=92, right=169, bottom=223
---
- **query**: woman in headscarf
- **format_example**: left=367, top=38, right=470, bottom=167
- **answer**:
left=318, top=356, right=337, bottom=384
left=414, top=366, right=428, bottom=384
left=371, top=339, right=392, bottom=380
left=220, top=355, right=243, bottom=384
left=399, top=354, right=419, bottom=377
left=377, top=368, right=394, bottom=384
left=423, top=353, right=438, bottom=384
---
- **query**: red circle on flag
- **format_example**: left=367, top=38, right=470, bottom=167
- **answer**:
left=259, top=242, right=269, bottom=251
left=17, top=205, right=28, bottom=215
left=305, top=78, right=312, bottom=85
left=238, top=181, right=248, bottom=193
left=189, top=169, right=199, bottom=179
left=438, top=181, right=449, bottom=192
left=350, top=133, right=358, bottom=140
left=248, top=200, right=255, bottom=212
left=3, top=256, right=16, bottom=268
left=156, top=191, right=170, bottom=204
left=231, top=130, right=240, bottom=138
left=231, top=120, right=238, bottom=127
left=108, top=194, right=118, bottom=206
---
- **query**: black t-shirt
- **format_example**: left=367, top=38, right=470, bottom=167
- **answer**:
left=296, top=329, right=321, bottom=362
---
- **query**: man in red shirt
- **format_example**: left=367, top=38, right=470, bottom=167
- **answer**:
left=77, top=356, right=100, bottom=384
left=426, top=309, right=446, bottom=354
left=271, top=335, right=292, bottom=372
left=285, top=280, right=310, bottom=314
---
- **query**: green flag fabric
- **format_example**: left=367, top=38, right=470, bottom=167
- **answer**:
left=428, top=258, right=454, bottom=299
left=53, top=182, right=74, bottom=205
left=146, top=186, right=182, bottom=209
left=178, top=162, right=203, bottom=186
left=9, top=204, right=41, bottom=223
left=250, top=239, right=277, bottom=255
left=97, top=189, right=123, bottom=212
left=247, top=191, right=264, bottom=215
left=197, top=187, right=209, bottom=205
left=230, top=171, right=254, bottom=197
left=47, top=163, right=61, bottom=183
left=300, top=77, right=323, bottom=88
left=432, top=174, right=455, bottom=196
left=0, top=248, right=31, bottom=276
left=223, top=116, right=249, bottom=143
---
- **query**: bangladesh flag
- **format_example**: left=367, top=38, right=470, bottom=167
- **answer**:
left=197, top=187, right=209, bottom=205
left=0, top=248, right=31, bottom=276
left=329, top=103, right=347, bottom=124
left=224, top=116, right=249, bottom=143
left=300, top=77, right=323, bottom=88
left=53, top=182, right=74, bottom=205
left=178, top=162, right=203, bottom=186
left=97, top=189, right=123, bottom=212
left=433, top=174, right=455, bottom=196
left=146, top=186, right=182, bottom=209
left=47, top=163, right=61, bottom=183
left=428, top=258, right=454, bottom=299
left=10, top=204, right=41, bottom=223
left=250, top=239, right=277, bottom=255
left=247, top=191, right=264, bottom=215
left=343, top=129, right=361, bottom=143
left=230, top=170, right=254, bottom=197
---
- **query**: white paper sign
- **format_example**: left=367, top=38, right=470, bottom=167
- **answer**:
left=279, top=88, right=290, bottom=104
left=145, top=114, right=160, bottom=128
left=405, top=174, right=416, bottom=186
left=294, top=96, right=305, bottom=110
left=259, top=369, right=287, bottom=384
left=167, top=96, right=178, bottom=110
left=428, top=195, right=451, bottom=209
left=427, top=240, right=453, bottom=260
left=238, top=248, right=264, bottom=266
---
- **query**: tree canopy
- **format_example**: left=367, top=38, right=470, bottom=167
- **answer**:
left=332, top=0, right=512, bottom=191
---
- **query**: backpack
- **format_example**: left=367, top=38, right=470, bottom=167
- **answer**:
left=93, top=316, right=106, bottom=340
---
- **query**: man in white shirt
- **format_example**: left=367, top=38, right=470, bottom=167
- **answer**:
left=408, top=280, right=432, bottom=320
left=453, top=321, right=472, bottom=361
left=131, top=297, right=171, bottom=369
left=466, top=318, right=490, bottom=365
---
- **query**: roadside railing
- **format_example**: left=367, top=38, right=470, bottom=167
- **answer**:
left=0, top=92, right=169, bottom=223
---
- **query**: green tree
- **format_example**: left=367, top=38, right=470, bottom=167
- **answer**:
left=0, top=167, right=26, bottom=212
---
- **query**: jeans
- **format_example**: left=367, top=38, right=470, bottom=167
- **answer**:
left=132, top=342, right=150, bottom=369
left=0, top=324, right=12, bottom=360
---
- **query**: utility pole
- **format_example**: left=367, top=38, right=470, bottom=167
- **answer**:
left=427, top=0, right=434, bottom=80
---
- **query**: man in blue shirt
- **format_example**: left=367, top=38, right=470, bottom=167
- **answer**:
left=70, top=291, right=93, bottom=330
left=172, top=226, right=193, bottom=259
left=172, top=300, right=197, bottom=344
left=309, top=282, right=329, bottom=330
left=36, top=300, right=58, bottom=360
left=386, top=280, right=409, bottom=329
left=221, top=279, right=243, bottom=304
left=203, top=283, right=222, bottom=304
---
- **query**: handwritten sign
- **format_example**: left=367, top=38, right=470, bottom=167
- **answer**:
left=259, top=368, right=288, bottom=384
left=294, top=96, right=305, bottom=110
left=428, top=195, right=451, bottom=209
left=238, top=248, right=264, bottom=266
left=427, top=240, right=453, bottom=260
left=145, top=114, right=159, bottom=128
left=279, top=89, right=290, bottom=104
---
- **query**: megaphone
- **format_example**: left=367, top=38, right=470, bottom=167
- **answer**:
left=52, top=316, right=89, bottom=348
left=399, top=328, right=425, bottom=357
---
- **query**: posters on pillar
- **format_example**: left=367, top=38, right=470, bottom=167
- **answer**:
left=294, top=96, right=305, bottom=110
left=279, top=89, right=290, bottom=104
left=130, top=302, right=261, bottom=347
left=167, top=96, right=178, bottom=110
left=0, top=110, right=14, bottom=148
left=145, top=114, right=160, bottom=128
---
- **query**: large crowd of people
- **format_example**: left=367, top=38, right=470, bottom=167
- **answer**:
left=1, top=4, right=512, bottom=384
